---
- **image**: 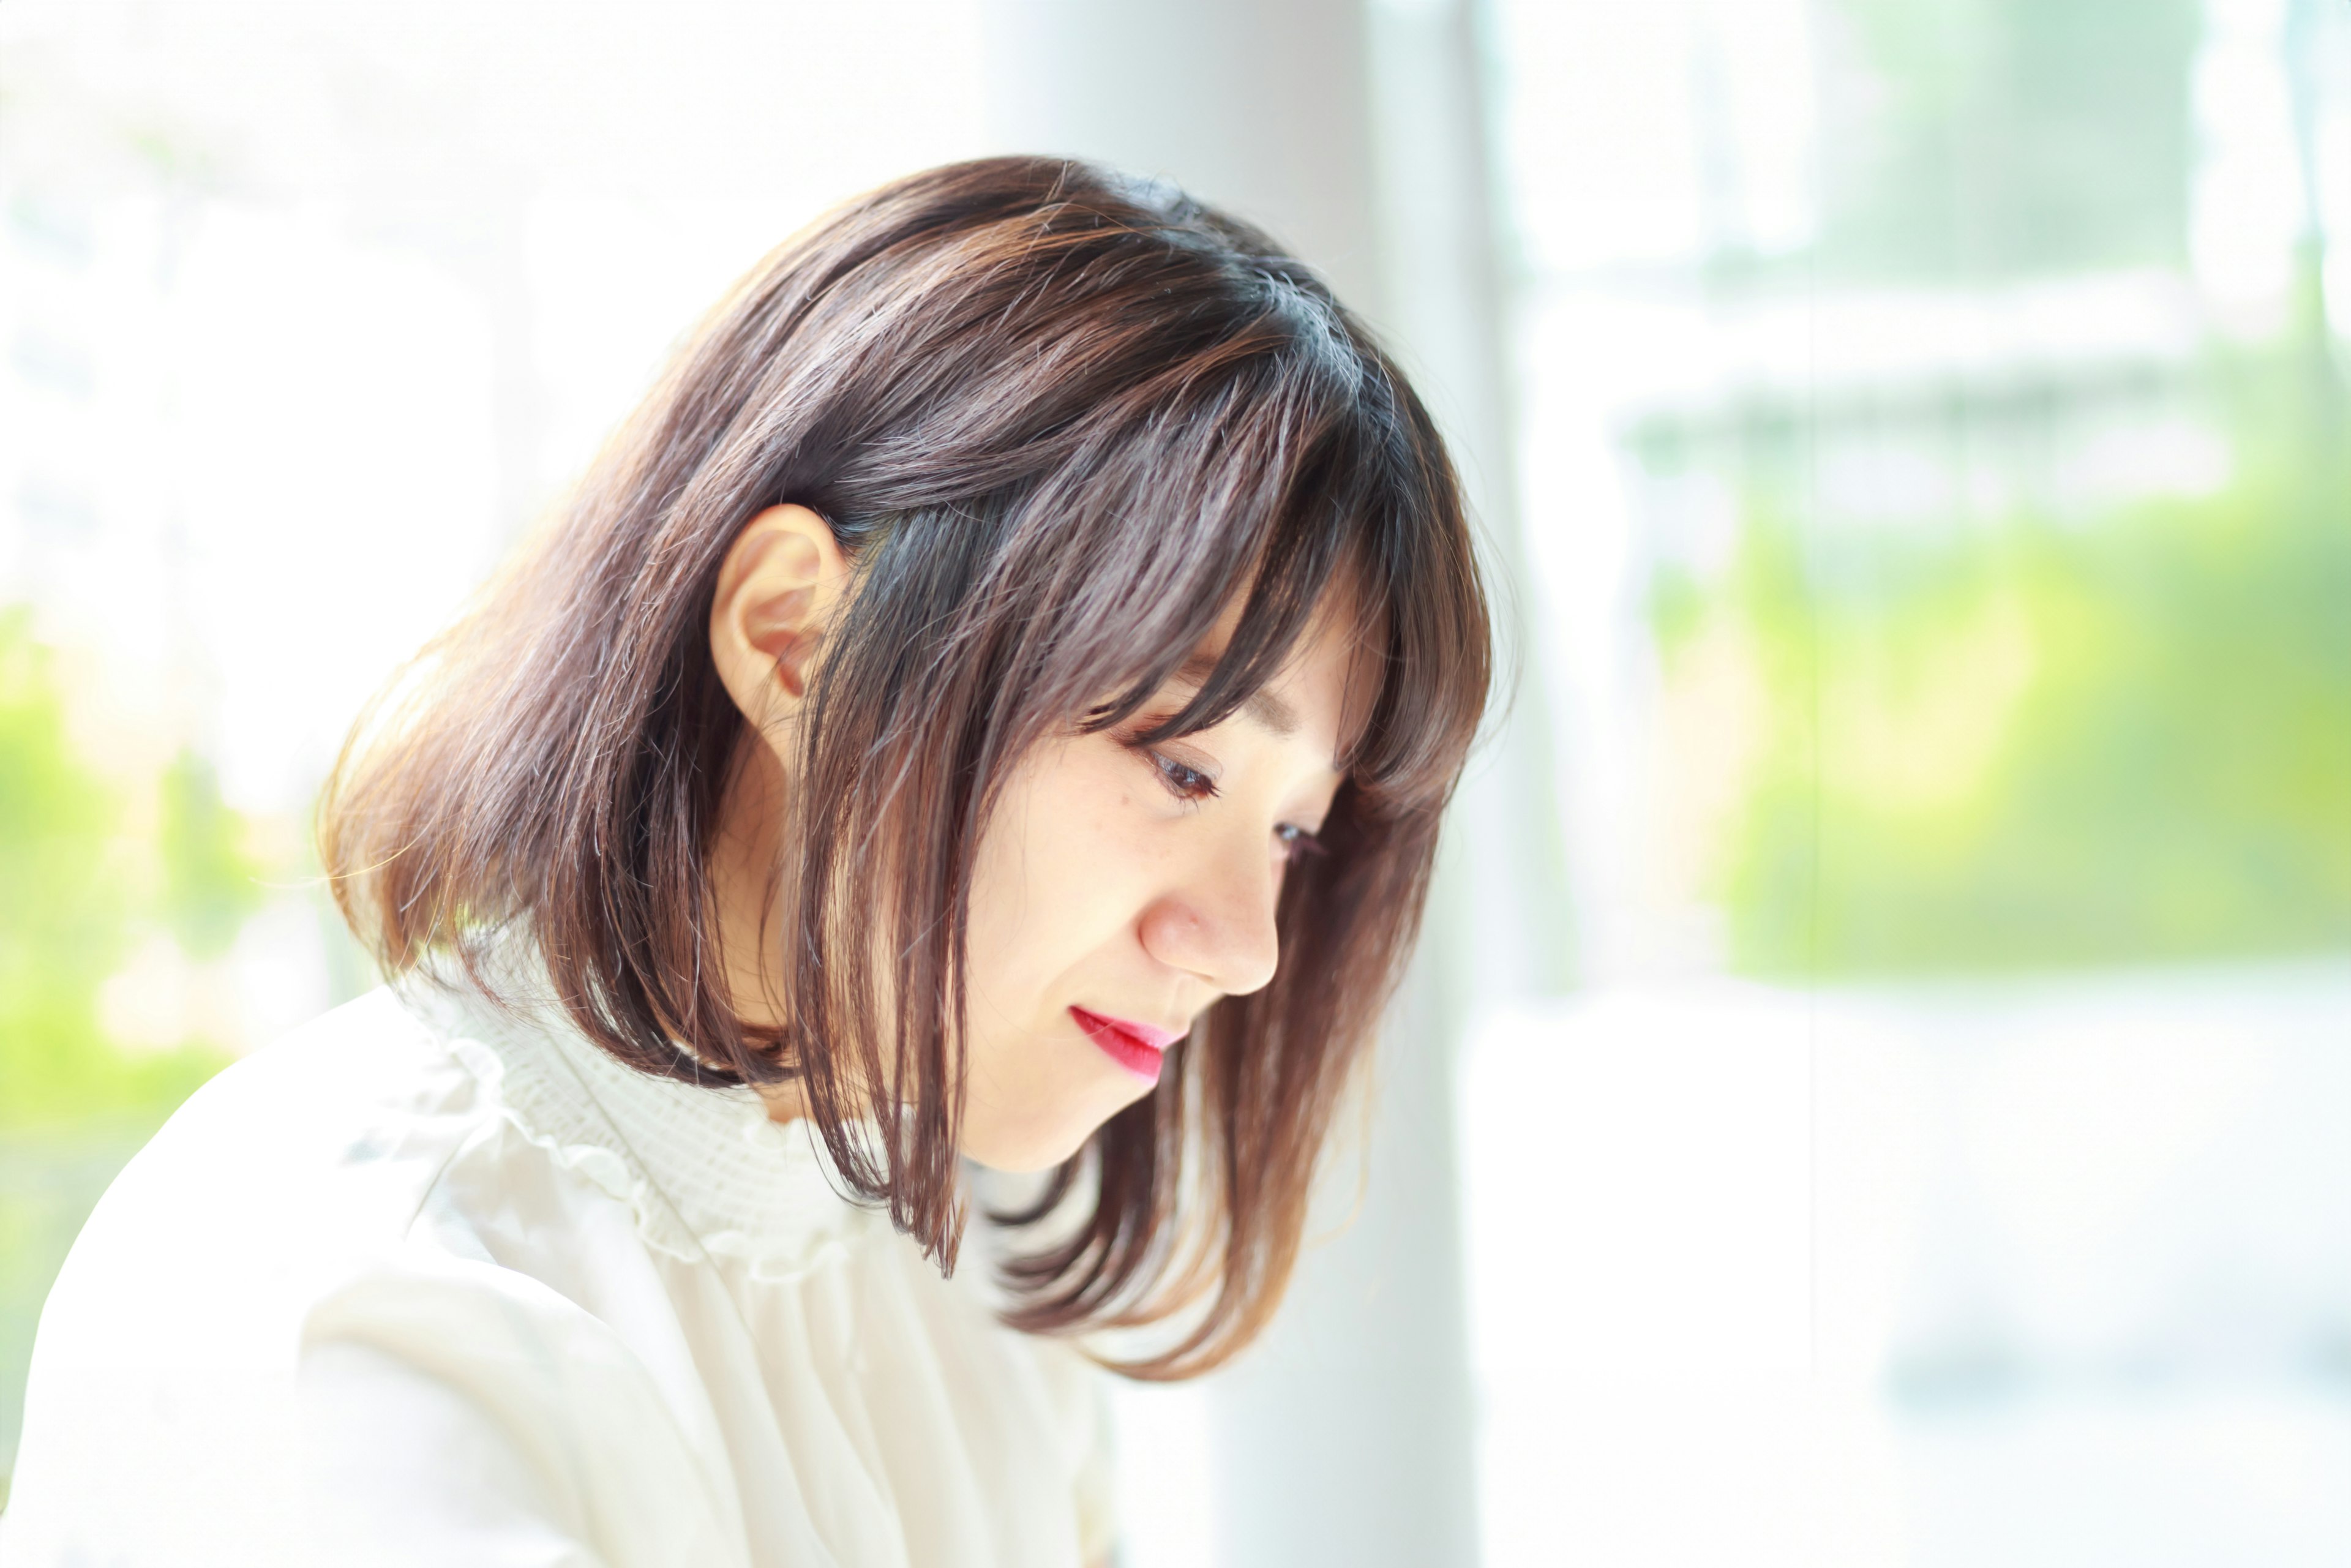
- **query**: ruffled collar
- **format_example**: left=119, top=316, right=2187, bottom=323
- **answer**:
left=396, top=931, right=888, bottom=1283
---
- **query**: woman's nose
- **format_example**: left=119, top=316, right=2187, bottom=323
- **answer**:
left=1138, top=836, right=1283, bottom=997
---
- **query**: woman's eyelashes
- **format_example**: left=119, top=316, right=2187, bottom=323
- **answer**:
left=1142, top=746, right=1220, bottom=803
left=1275, top=822, right=1327, bottom=863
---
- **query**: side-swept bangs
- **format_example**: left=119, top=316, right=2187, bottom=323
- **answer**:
left=318, top=156, right=1491, bottom=1378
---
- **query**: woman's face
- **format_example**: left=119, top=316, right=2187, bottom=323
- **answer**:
left=707, top=505, right=1367, bottom=1171
left=956, top=596, right=1364, bottom=1170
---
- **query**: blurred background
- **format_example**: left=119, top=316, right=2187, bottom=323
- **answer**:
left=1, top=1, right=2345, bottom=1562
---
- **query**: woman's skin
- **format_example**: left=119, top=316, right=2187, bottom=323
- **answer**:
left=706, top=505, right=1370, bottom=1171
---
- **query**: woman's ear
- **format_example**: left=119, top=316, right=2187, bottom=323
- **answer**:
left=709, top=504, right=853, bottom=754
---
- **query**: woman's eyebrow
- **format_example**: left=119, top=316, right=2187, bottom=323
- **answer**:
left=1164, top=653, right=1359, bottom=780
left=1172, top=651, right=1300, bottom=738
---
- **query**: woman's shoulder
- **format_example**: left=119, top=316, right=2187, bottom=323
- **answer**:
left=7, top=984, right=734, bottom=1568
left=116, top=984, right=486, bottom=1213
left=181, top=975, right=473, bottom=1107
left=39, top=986, right=501, bottom=1334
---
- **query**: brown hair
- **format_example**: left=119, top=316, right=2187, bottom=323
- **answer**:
left=318, top=156, right=1490, bottom=1377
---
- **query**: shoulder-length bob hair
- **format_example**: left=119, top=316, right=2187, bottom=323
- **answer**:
left=320, top=156, right=1490, bottom=1378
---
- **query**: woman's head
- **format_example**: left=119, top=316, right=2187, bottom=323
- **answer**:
left=319, top=156, right=1491, bottom=1376
left=706, top=501, right=1381, bottom=1173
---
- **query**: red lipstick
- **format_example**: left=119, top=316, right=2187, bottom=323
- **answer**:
left=1070, top=1007, right=1182, bottom=1085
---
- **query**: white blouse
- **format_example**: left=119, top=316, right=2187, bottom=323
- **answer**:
left=2, top=945, right=1116, bottom=1567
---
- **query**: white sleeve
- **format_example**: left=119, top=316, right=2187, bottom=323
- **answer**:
left=2, top=1252, right=738, bottom=1568
left=302, top=1337, right=612, bottom=1568
left=297, top=1258, right=748, bottom=1568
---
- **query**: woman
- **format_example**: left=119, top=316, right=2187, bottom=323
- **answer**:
left=4, top=157, right=1490, bottom=1566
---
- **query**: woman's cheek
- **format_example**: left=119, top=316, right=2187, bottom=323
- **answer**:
left=965, top=747, right=1122, bottom=1000
left=1030, top=745, right=1162, bottom=891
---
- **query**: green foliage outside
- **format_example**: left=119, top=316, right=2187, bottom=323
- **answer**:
left=0, top=611, right=242, bottom=1127
left=2, top=609, right=256, bottom=1489
left=160, top=749, right=266, bottom=962
left=1660, top=343, right=2351, bottom=977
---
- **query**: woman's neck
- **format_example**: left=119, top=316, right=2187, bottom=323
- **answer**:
left=707, top=733, right=807, bottom=1124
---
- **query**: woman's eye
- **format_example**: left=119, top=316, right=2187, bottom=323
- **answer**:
left=1275, top=823, right=1327, bottom=861
left=1148, top=750, right=1219, bottom=802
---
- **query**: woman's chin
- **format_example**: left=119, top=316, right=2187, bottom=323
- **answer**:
left=960, top=1097, right=1136, bottom=1174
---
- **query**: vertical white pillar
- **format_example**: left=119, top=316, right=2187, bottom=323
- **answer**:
left=975, top=6, right=1561, bottom=1562
left=973, top=0, right=1382, bottom=310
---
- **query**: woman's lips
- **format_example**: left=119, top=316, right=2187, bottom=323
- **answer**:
left=1070, top=1007, right=1182, bottom=1084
